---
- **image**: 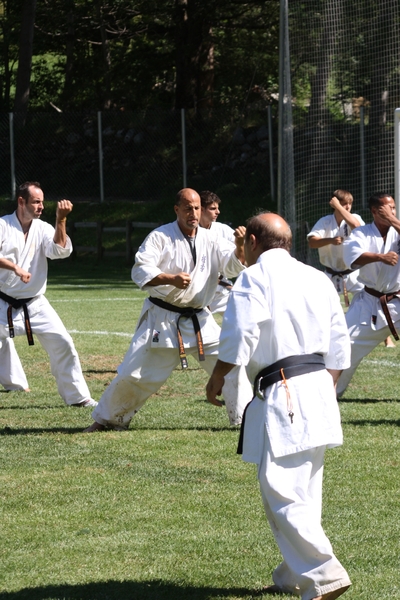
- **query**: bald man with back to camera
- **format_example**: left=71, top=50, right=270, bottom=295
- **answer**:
left=207, top=211, right=351, bottom=600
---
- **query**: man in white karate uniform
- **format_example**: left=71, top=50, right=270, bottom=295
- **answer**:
left=85, top=187, right=253, bottom=432
left=206, top=212, right=351, bottom=600
left=0, top=181, right=96, bottom=407
left=199, top=190, right=237, bottom=314
left=307, top=189, right=365, bottom=305
left=337, top=192, right=400, bottom=396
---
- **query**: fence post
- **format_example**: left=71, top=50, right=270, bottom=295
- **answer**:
left=97, top=220, right=103, bottom=259
left=267, top=104, right=275, bottom=203
left=395, top=108, right=400, bottom=219
left=181, top=108, right=187, bottom=188
left=9, top=113, right=16, bottom=201
left=97, top=111, right=105, bottom=203
left=360, top=105, right=366, bottom=210
left=126, top=219, right=133, bottom=264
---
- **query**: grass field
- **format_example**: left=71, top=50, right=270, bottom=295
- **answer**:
left=0, top=257, right=400, bottom=600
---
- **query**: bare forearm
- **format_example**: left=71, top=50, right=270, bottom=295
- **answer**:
left=53, top=218, right=68, bottom=247
left=0, top=258, right=31, bottom=282
left=351, top=251, right=397, bottom=268
left=147, top=271, right=191, bottom=289
left=327, top=368, right=342, bottom=386
left=308, top=237, right=338, bottom=248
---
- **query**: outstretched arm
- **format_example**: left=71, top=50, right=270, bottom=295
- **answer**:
left=147, top=272, right=192, bottom=289
left=308, top=235, right=343, bottom=248
left=351, top=251, right=398, bottom=268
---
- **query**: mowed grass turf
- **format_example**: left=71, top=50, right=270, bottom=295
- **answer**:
left=0, top=258, right=399, bottom=600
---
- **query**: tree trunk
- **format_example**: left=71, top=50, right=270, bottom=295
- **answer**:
left=14, top=0, right=37, bottom=114
left=62, top=0, right=75, bottom=108
left=174, top=0, right=214, bottom=113
left=97, top=1, right=112, bottom=109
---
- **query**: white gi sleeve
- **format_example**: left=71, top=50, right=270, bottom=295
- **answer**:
left=342, top=227, right=367, bottom=268
left=324, top=288, right=351, bottom=370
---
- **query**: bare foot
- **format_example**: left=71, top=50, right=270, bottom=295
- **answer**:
left=384, top=336, right=396, bottom=347
left=313, top=584, right=350, bottom=600
left=83, top=421, right=107, bottom=433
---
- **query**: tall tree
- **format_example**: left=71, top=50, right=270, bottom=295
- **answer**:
left=14, top=0, right=37, bottom=113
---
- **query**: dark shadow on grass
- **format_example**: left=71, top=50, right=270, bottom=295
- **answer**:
left=338, top=397, right=399, bottom=403
left=343, top=419, right=400, bottom=426
left=0, top=425, right=239, bottom=436
left=0, top=405, right=69, bottom=409
left=84, top=369, right=117, bottom=374
left=0, top=427, right=85, bottom=435
left=0, top=580, right=259, bottom=600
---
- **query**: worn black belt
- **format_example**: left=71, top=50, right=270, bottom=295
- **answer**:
left=365, top=286, right=400, bottom=340
left=0, top=291, right=35, bottom=345
left=237, top=353, right=326, bottom=454
left=325, top=267, right=354, bottom=307
left=148, top=297, right=205, bottom=369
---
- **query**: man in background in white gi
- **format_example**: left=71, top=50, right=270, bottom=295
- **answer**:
left=199, top=190, right=236, bottom=314
left=307, top=189, right=394, bottom=347
left=307, top=189, right=364, bottom=302
left=206, top=212, right=351, bottom=600
left=0, top=181, right=97, bottom=407
left=85, top=187, right=253, bottom=432
left=337, top=192, right=400, bottom=397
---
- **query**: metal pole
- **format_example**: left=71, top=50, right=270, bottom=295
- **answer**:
left=181, top=108, right=187, bottom=188
left=9, top=113, right=16, bottom=201
left=267, top=105, right=275, bottom=203
left=360, top=106, right=366, bottom=210
left=97, top=111, right=105, bottom=203
left=395, top=108, right=400, bottom=219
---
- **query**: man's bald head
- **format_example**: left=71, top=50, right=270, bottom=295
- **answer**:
left=245, top=212, right=292, bottom=255
left=176, top=188, right=200, bottom=206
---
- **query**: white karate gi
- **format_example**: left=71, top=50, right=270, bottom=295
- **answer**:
left=218, top=248, right=351, bottom=600
left=0, top=212, right=92, bottom=404
left=308, top=213, right=365, bottom=295
left=207, top=221, right=235, bottom=314
left=92, top=220, right=253, bottom=427
left=337, top=222, right=400, bottom=396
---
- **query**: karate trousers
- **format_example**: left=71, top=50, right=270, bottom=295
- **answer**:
left=92, top=330, right=252, bottom=428
left=0, top=337, right=29, bottom=391
left=336, top=296, right=399, bottom=397
left=258, top=438, right=351, bottom=600
left=0, top=295, right=92, bottom=405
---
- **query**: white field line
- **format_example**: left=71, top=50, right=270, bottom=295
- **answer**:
left=363, top=358, right=399, bottom=368
left=67, top=329, right=133, bottom=337
left=51, top=297, right=143, bottom=302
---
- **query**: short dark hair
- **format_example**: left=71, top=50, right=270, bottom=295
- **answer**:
left=199, top=190, right=221, bottom=208
left=368, top=192, right=392, bottom=210
left=333, top=189, right=353, bottom=204
left=17, top=181, right=42, bottom=203
left=245, top=211, right=292, bottom=252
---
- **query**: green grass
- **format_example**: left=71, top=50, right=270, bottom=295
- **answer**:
left=0, top=257, right=400, bottom=599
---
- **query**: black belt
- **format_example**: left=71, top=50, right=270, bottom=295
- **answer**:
left=237, top=353, right=326, bottom=454
left=325, top=267, right=354, bottom=307
left=0, top=291, right=35, bottom=345
left=365, top=286, right=400, bottom=340
left=148, top=297, right=205, bottom=369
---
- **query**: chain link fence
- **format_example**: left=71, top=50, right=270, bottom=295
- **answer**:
left=2, top=107, right=277, bottom=210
